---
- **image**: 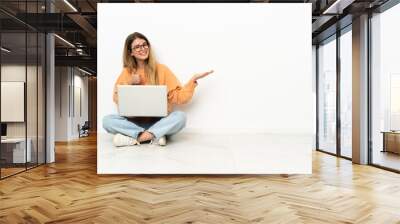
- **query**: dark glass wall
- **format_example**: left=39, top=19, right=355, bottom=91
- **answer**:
left=0, top=0, right=46, bottom=179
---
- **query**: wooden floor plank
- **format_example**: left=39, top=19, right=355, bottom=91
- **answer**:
left=0, top=134, right=400, bottom=223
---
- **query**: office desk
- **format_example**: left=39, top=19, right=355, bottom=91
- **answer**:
left=381, top=131, right=400, bottom=154
left=1, top=138, right=32, bottom=163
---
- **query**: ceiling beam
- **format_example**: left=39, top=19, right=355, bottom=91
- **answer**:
left=55, top=55, right=96, bottom=72
left=66, top=13, right=97, bottom=46
left=323, top=0, right=356, bottom=14
left=312, top=15, right=335, bottom=33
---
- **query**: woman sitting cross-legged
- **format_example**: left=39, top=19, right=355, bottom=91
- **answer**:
left=102, top=32, right=213, bottom=147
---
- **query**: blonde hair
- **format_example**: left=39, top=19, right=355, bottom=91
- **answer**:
left=122, top=32, right=158, bottom=85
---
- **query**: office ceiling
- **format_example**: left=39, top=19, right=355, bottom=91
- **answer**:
left=0, top=0, right=392, bottom=75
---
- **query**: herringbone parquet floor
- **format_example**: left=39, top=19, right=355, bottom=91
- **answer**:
left=1, top=134, right=400, bottom=224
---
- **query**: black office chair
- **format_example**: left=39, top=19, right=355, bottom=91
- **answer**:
left=78, top=121, right=90, bottom=138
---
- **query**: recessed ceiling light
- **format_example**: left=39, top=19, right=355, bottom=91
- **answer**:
left=63, top=0, right=78, bottom=12
left=1, top=47, right=11, bottom=53
left=323, top=0, right=355, bottom=14
left=77, top=67, right=92, bottom=76
left=54, top=34, right=75, bottom=48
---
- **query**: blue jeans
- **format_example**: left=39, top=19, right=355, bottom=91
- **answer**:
left=102, top=111, right=186, bottom=140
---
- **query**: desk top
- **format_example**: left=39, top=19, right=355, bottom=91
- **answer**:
left=381, top=131, right=400, bottom=134
left=1, top=138, right=28, bottom=143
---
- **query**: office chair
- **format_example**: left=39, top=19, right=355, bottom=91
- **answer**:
left=79, top=121, right=90, bottom=138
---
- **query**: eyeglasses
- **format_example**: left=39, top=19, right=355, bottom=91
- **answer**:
left=131, top=43, right=149, bottom=52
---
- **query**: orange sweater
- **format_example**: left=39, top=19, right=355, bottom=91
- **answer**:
left=113, top=63, right=197, bottom=113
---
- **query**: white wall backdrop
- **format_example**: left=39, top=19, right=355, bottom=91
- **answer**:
left=98, top=3, right=312, bottom=135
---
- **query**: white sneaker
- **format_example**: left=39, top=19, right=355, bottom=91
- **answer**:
left=113, top=133, right=139, bottom=147
left=158, top=136, right=167, bottom=146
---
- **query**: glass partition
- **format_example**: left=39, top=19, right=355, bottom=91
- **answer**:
left=1, top=30, right=28, bottom=177
left=317, top=35, right=337, bottom=155
left=27, top=31, right=38, bottom=169
left=0, top=1, right=46, bottom=179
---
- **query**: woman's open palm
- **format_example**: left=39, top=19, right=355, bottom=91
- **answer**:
left=192, top=70, right=214, bottom=82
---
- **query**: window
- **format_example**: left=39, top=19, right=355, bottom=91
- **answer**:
left=318, top=36, right=337, bottom=155
left=340, top=28, right=352, bottom=158
left=371, top=3, right=400, bottom=171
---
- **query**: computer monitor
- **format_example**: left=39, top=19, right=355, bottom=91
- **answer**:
left=1, top=123, right=7, bottom=138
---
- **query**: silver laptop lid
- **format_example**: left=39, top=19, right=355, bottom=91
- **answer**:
left=118, top=85, right=168, bottom=117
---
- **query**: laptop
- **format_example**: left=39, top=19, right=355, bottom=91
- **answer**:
left=117, top=85, right=168, bottom=117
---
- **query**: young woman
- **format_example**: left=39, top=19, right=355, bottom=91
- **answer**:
left=103, top=32, right=213, bottom=147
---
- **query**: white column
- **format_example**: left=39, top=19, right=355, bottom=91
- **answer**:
left=352, top=14, right=369, bottom=164
left=46, top=33, right=55, bottom=163
left=46, top=1, right=55, bottom=163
